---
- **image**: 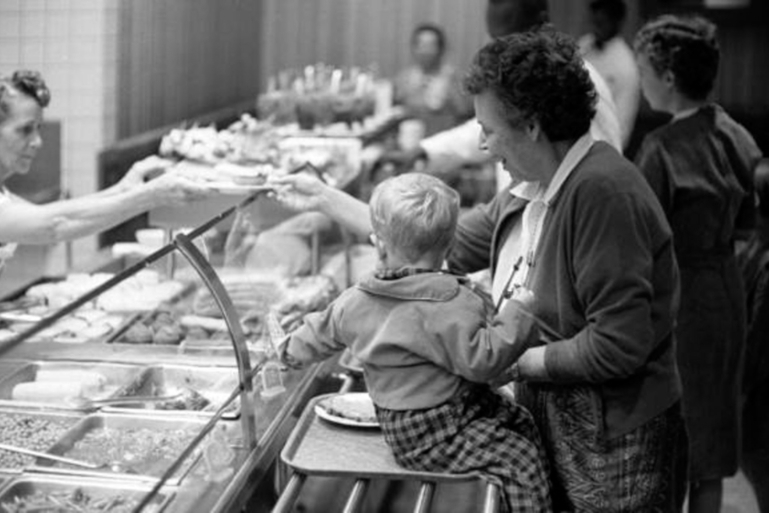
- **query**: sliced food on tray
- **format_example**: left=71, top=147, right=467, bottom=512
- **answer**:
left=315, top=393, right=378, bottom=427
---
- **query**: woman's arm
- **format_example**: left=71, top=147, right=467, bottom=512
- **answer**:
left=0, top=171, right=213, bottom=244
left=270, top=173, right=372, bottom=238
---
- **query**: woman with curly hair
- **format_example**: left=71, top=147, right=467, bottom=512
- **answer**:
left=633, top=15, right=762, bottom=513
left=270, top=28, right=686, bottom=512
left=0, top=70, right=213, bottom=278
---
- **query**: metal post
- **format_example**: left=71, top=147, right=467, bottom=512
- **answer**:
left=272, top=473, right=307, bottom=513
left=342, top=479, right=370, bottom=513
left=413, top=482, right=435, bottom=513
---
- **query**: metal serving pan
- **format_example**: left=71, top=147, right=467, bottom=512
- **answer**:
left=37, top=413, right=207, bottom=486
left=0, top=474, right=175, bottom=512
left=0, top=409, right=84, bottom=474
left=0, top=361, right=147, bottom=411
left=105, top=364, right=240, bottom=420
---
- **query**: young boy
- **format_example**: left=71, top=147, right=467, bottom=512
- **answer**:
left=279, top=173, right=552, bottom=512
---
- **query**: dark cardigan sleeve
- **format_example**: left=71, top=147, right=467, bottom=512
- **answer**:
left=545, top=184, right=665, bottom=383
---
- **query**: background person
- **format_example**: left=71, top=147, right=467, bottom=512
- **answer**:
left=0, top=70, right=214, bottom=278
left=738, top=159, right=769, bottom=512
left=578, top=0, right=640, bottom=149
left=378, top=0, right=622, bottom=192
left=633, top=15, right=762, bottom=513
left=393, top=23, right=472, bottom=137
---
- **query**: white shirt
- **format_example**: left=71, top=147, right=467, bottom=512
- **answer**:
left=492, top=134, right=595, bottom=311
left=579, top=34, right=641, bottom=149
left=0, top=188, right=18, bottom=277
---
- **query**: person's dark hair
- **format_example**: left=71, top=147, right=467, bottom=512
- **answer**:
left=411, top=23, right=447, bottom=55
left=486, top=0, right=550, bottom=38
left=589, top=0, right=627, bottom=24
left=464, top=27, right=596, bottom=142
left=634, top=15, right=719, bottom=101
left=0, top=70, right=51, bottom=123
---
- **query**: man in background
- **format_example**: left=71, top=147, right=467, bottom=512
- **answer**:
left=579, top=0, right=641, bottom=149
left=379, top=0, right=622, bottom=192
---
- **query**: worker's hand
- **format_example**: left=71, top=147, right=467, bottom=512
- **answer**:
left=269, top=173, right=332, bottom=213
left=120, top=156, right=175, bottom=190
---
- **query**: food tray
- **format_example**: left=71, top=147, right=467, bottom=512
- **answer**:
left=38, top=413, right=207, bottom=485
left=0, top=409, right=84, bottom=474
left=0, top=474, right=175, bottom=512
left=281, top=393, right=475, bottom=482
left=105, top=364, right=240, bottom=419
left=0, top=361, right=146, bottom=411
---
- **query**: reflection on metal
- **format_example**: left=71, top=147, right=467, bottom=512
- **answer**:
left=174, top=232, right=257, bottom=448
left=483, top=483, right=500, bottom=513
left=343, top=479, right=370, bottom=513
left=413, top=482, right=435, bottom=513
left=272, top=473, right=306, bottom=513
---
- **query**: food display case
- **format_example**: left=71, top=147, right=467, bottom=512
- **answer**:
left=0, top=191, right=346, bottom=512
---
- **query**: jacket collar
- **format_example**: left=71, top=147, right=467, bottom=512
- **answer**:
left=357, top=272, right=462, bottom=302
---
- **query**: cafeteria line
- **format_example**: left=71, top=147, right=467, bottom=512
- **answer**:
left=0, top=0, right=767, bottom=511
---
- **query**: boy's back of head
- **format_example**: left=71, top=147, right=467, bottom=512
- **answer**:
left=370, top=173, right=460, bottom=264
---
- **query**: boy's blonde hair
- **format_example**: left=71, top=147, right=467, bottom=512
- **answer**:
left=370, top=173, right=460, bottom=263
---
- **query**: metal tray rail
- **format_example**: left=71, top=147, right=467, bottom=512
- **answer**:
left=0, top=361, right=146, bottom=412
left=37, top=413, right=208, bottom=486
left=0, top=474, right=175, bottom=513
left=0, top=409, right=84, bottom=474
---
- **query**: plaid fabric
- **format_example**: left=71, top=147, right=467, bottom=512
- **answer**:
left=376, top=385, right=552, bottom=513
left=517, top=384, right=687, bottom=513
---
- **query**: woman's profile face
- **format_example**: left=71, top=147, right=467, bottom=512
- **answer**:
left=0, top=93, right=43, bottom=180
left=474, top=91, right=540, bottom=184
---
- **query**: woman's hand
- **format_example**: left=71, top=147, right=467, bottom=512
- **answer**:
left=119, top=156, right=176, bottom=191
left=269, top=173, right=332, bottom=213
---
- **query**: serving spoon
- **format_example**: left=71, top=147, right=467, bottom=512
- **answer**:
left=0, top=443, right=138, bottom=474
left=65, top=392, right=184, bottom=411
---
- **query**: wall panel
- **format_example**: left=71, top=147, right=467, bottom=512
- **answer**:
left=259, top=0, right=767, bottom=113
left=117, top=0, right=263, bottom=138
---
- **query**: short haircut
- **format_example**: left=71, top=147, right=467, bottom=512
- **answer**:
left=411, top=23, right=447, bottom=54
left=634, top=15, right=720, bottom=101
left=370, top=173, right=460, bottom=263
left=589, top=0, right=627, bottom=24
left=464, top=28, right=596, bottom=142
left=0, top=70, right=50, bottom=124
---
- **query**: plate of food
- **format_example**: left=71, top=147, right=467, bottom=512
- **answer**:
left=314, top=393, right=379, bottom=428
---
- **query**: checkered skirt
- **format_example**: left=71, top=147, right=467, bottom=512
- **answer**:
left=516, top=384, right=687, bottom=513
left=375, top=385, right=552, bottom=513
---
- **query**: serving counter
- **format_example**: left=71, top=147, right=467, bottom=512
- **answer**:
left=0, top=191, right=346, bottom=512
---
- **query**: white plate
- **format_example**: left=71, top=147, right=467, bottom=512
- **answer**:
left=205, top=183, right=274, bottom=195
left=314, top=393, right=379, bottom=428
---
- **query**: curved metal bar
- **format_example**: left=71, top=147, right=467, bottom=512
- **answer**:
left=173, top=233, right=257, bottom=448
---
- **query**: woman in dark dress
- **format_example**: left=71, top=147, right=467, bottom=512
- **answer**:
left=634, top=15, right=763, bottom=513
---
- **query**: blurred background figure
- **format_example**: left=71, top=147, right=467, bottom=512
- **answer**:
left=738, top=158, right=769, bottom=513
left=393, top=23, right=472, bottom=138
left=578, top=0, right=640, bottom=149
left=634, top=14, right=762, bottom=513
